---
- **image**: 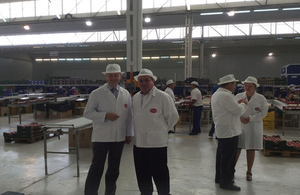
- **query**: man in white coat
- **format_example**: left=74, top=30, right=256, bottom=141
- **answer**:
left=83, top=64, right=133, bottom=195
left=211, top=74, right=247, bottom=191
left=165, top=79, right=176, bottom=102
left=133, top=69, right=179, bottom=195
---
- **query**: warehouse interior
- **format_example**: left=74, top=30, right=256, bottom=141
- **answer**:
left=0, top=0, right=300, bottom=195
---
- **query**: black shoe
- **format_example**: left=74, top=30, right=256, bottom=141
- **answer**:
left=168, top=130, right=175, bottom=134
left=189, top=132, right=198, bottom=135
left=215, top=180, right=234, bottom=184
left=208, top=133, right=213, bottom=138
left=220, top=184, right=241, bottom=191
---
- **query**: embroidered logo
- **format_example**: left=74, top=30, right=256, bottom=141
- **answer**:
left=124, top=104, right=128, bottom=108
left=150, top=108, right=157, bottom=113
left=255, top=107, right=260, bottom=111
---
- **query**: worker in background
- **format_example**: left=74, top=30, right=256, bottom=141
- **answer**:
left=211, top=74, right=247, bottom=191
left=165, top=79, right=176, bottom=102
left=208, top=84, right=220, bottom=138
left=132, top=68, right=179, bottom=195
left=235, top=76, right=268, bottom=182
left=165, top=79, right=176, bottom=133
left=186, top=81, right=203, bottom=135
left=66, top=86, right=78, bottom=96
left=56, top=86, right=66, bottom=96
left=83, top=64, right=133, bottom=195
left=278, top=87, right=287, bottom=98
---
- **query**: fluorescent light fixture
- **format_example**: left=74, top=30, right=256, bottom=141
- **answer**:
left=86, top=21, right=92, bottom=26
left=20, top=97, right=30, bottom=100
left=35, top=59, right=43, bottom=61
left=171, top=41, right=184, bottom=44
left=90, top=58, right=99, bottom=60
left=227, top=11, right=235, bottom=16
left=43, top=59, right=50, bottom=61
left=170, top=56, right=179, bottom=59
left=66, top=58, right=74, bottom=61
left=200, top=12, right=223, bottom=16
left=116, top=57, right=124, bottom=60
left=282, top=7, right=300, bottom=11
left=50, top=58, right=58, bottom=61
left=268, top=53, right=273, bottom=56
left=161, top=56, right=169, bottom=59
left=107, top=58, right=115, bottom=60
left=212, top=53, right=216, bottom=58
left=99, top=58, right=106, bottom=60
left=234, top=10, right=251, bottom=14
left=192, top=55, right=198, bottom=58
left=151, top=57, right=160, bottom=59
left=58, top=58, right=66, bottom=61
left=144, top=17, right=151, bottom=23
left=254, top=9, right=278, bottom=12
left=276, top=37, right=283, bottom=40
left=142, top=57, right=151, bottom=59
left=74, top=58, right=82, bottom=61
left=23, top=25, right=30, bottom=30
left=179, top=56, right=185, bottom=58
left=82, top=58, right=90, bottom=60
left=294, top=37, right=300, bottom=39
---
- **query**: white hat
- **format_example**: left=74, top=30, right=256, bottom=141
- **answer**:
left=102, top=64, right=124, bottom=75
left=218, top=74, right=239, bottom=85
left=59, top=86, right=63, bottom=88
left=166, top=79, right=175, bottom=86
left=191, top=81, right=198, bottom=86
left=72, top=86, right=76, bottom=89
left=242, top=76, right=260, bottom=87
left=134, top=68, right=157, bottom=81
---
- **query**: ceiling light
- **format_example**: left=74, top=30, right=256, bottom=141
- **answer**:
left=23, top=25, right=30, bottom=30
left=254, top=9, right=278, bottom=12
left=234, top=10, right=251, bottom=14
left=35, top=59, right=43, bottom=61
left=142, top=57, right=151, bottom=60
left=268, top=53, right=273, bottom=56
left=212, top=53, right=216, bottom=58
left=144, top=17, right=151, bottom=23
left=151, top=57, right=160, bottom=59
left=200, top=12, right=223, bottom=16
left=227, top=11, right=235, bottom=16
left=282, top=7, right=300, bottom=11
left=86, top=21, right=92, bottom=26
left=90, top=58, right=99, bottom=61
left=170, top=56, right=179, bottom=59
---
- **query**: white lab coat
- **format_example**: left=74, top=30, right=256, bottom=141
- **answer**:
left=235, top=92, right=268, bottom=149
left=211, top=88, right=246, bottom=138
left=133, top=86, right=179, bottom=148
left=83, top=83, right=134, bottom=142
left=165, top=87, right=175, bottom=102
left=191, top=88, right=203, bottom=106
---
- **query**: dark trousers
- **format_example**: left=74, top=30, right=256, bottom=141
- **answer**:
left=133, top=145, right=170, bottom=195
left=215, top=136, right=239, bottom=187
left=209, top=122, right=215, bottom=135
left=192, top=105, right=203, bottom=133
left=84, top=141, right=125, bottom=195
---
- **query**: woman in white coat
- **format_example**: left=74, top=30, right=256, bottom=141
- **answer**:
left=235, top=76, right=268, bottom=181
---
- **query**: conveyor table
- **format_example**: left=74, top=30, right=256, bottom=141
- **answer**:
left=42, top=117, right=92, bottom=177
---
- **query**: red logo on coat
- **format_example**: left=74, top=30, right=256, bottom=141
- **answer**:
left=150, top=108, right=157, bottom=113
left=124, top=104, right=128, bottom=108
left=255, top=107, right=260, bottom=111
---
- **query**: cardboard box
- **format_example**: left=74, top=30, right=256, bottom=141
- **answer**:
left=49, top=109, right=72, bottom=119
left=69, top=127, right=92, bottom=148
left=0, top=107, right=9, bottom=116
left=34, top=110, right=46, bottom=119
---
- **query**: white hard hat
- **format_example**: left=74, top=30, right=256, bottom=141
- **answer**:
left=134, top=68, right=157, bottom=81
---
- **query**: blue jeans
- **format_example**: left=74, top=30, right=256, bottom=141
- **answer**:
left=192, top=105, right=203, bottom=133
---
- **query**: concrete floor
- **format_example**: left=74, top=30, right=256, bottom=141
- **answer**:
left=0, top=113, right=300, bottom=195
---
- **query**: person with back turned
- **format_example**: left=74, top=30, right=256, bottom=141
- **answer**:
left=211, top=74, right=247, bottom=191
left=83, top=63, right=133, bottom=195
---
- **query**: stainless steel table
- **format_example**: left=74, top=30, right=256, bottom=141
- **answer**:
left=42, top=117, right=92, bottom=177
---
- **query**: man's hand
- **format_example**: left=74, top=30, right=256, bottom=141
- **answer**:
left=238, top=97, right=248, bottom=105
left=105, top=113, right=120, bottom=121
left=240, top=116, right=250, bottom=124
left=125, top=136, right=132, bottom=144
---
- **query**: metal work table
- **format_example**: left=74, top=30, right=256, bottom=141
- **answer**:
left=272, top=99, right=300, bottom=136
left=42, top=117, right=92, bottom=177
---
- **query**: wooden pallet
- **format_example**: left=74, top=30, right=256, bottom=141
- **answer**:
left=263, top=149, right=300, bottom=157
